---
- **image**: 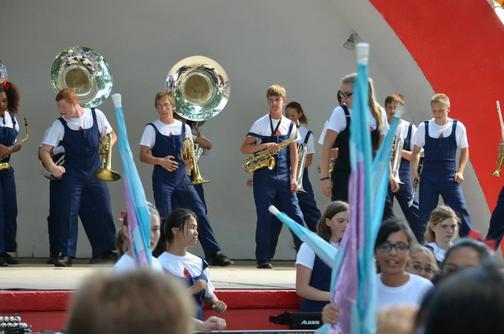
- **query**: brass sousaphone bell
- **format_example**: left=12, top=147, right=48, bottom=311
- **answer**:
left=48, top=46, right=120, bottom=182
left=166, top=56, right=230, bottom=184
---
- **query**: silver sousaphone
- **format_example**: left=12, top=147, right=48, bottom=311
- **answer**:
left=166, top=55, right=230, bottom=122
left=44, top=46, right=119, bottom=181
left=166, top=56, right=230, bottom=184
left=0, top=59, right=8, bottom=83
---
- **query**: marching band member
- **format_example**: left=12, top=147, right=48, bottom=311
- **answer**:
left=319, top=73, right=388, bottom=202
left=139, top=90, right=232, bottom=267
left=382, top=94, right=421, bottom=240
left=486, top=139, right=504, bottom=248
left=240, top=84, right=304, bottom=269
left=39, top=88, right=117, bottom=267
left=411, top=93, right=473, bottom=240
left=156, top=208, right=227, bottom=320
left=0, top=81, right=22, bottom=266
left=39, top=139, right=96, bottom=265
left=285, top=101, right=321, bottom=232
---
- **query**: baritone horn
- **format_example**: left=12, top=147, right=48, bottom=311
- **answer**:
left=391, top=136, right=404, bottom=184
left=95, top=133, right=121, bottom=182
left=166, top=55, right=230, bottom=183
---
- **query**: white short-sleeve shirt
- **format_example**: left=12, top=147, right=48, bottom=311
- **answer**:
left=113, top=253, right=164, bottom=273
left=157, top=251, right=215, bottom=298
left=0, top=111, right=20, bottom=132
left=298, top=125, right=316, bottom=154
left=326, top=105, right=389, bottom=136
left=411, top=118, right=468, bottom=149
left=41, top=108, right=112, bottom=147
left=139, top=119, right=192, bottom=148
left=394, top=120, right=417, bottom=149
left=247, top=114, right=301, bottom=144
left=295, top=242, right=338, bottom=270
left=376, top=273, right=433, bottom=310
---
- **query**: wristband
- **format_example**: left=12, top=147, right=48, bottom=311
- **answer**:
left=320, top=176, right=330, bottom=181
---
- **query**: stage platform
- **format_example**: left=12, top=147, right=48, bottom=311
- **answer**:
left=0, top=260, right=303, bottom=332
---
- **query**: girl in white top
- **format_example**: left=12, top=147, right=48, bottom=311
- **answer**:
left=374, top=219, right=433, bottom=310
left=285, top=101, right=321, bottom=232
left=113, top=203, right=163, bottom=273
left=319, top=74, right=388, bottom=202
left=423, top=205, right=460, bottom=266
left=295, top=201, right=349, bottom=312
left=156, top=208, right=227, bottom=320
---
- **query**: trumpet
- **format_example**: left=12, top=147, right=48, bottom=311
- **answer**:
left=391, top=136, right=404, bottom=184
left=182, top=137, right=208, bottom=184
left=243, top=131, right=299, bottom=173
left=95, top=133, right=121, bottom=182
left=295, top=143, right=308, bottom=192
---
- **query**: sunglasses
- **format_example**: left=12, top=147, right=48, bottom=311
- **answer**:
left=340, top=91, right=353, bottom=98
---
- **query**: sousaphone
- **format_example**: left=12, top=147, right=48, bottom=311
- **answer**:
left=45, top=46, right=120, bottom=181
left=166, top=56, right=230, bottom=184
left=0, top=59, right=7, bottom=83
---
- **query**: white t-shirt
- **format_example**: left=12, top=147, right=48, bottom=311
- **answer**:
left=424, top=242, right=447, bottom=263
left=157, top=251, right=215, bottom=298
left=247, top=114, right=301, bottom=144
left=41, top=108, right=112, bottom=147
left=0, top=111, right=20, bottom=132
left=298, top=125, right=316, bottom=154
left=113, top=253, right=164, bottom=273
left=411, top=118, right=468, bottom=149
left=139, top=119, right=192, bottom=148
left=326, top=105, right=389, bottom=136
left=295, top=242, right=338, bottom=270
left=376, top=273, right=433, bottom=310
left=318, top=121, right=329, bottom=145
left=394, top=120, right=417, bottom=145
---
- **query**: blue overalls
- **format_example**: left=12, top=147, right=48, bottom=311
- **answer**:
left=486, top=186, right=504, bottom=249
left=47, top=159, right=96, bottom=259
left=299, top=255, right=331, bottom=312
left=250, top=119, right=305, bottom=263
left=296, top=130, right=321, bottom=232
left=0, top=113, right=18, bottom=255
left=58, top=109, right=116, bottom=257
left=331, top=106, right=380, bottom=202
left=149, top=123, right=221, bottom=258
left=178, top=258, right=209, bottom=320
left=385, top=124, right=422, bottom=240
left=419, top=120, right=473, bottom=237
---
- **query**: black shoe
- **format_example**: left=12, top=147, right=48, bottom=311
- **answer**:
left=257, top=261, right=272, bottom=269
left=207, top=252, right=234, bottom=267
left=0, top=256, right=8, bottom=267
left=54, top=256, right=72, bottom=267
left=1, top=253, right=19, bottom=265
left=47, top=255, right=58, bottom=265
left=89, top=251, right=119, bottom=264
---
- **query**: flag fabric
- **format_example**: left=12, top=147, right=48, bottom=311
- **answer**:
left=112, top=93, right=152, bottom=267
left=271, top=43, right=400, bottom=334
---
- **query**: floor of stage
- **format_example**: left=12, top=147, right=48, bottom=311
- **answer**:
left=0, top=260, right=296, bottom=290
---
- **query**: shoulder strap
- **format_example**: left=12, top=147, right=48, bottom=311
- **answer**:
left=146, top=122, right=159, bottom=133
left=303, top=130, right=312, bottom=144
left=424, top=120, right=429, bottom=140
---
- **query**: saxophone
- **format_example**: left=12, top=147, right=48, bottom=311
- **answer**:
left=243, top=131, right=299, bottom=173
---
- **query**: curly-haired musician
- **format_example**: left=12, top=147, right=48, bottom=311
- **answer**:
left=139, top=90, right=232, bottom=267
left=240, top=84, right=304, bottom=269
left=0, top=81, right=22, bottom=266
left=39, top=88, right=117, bottom=267
left=411, top=93, right=473, bottom=240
